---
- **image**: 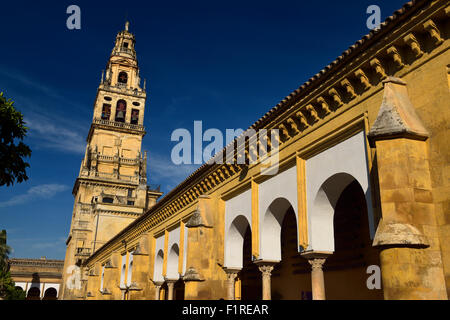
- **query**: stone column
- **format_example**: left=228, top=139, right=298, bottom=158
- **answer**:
left=254, top=261, right=278, bottom=300
left=301, top=252, right=331, bottom=300
left=223, top=268, right=240, bottom=300
left=166, top=280, right=176, bottom=300
left=153, top=281, right=163, bottom=300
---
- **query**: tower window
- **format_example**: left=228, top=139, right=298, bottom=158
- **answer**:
left=130, top=109, right=139, bottom=125
left=118, top=72, right=128, bottom=84
left=127, top=189, right=133, bottom=197
left=102, top=197, right=113, bottom=204
left=123, top=42, right=129, bottom=48
left=101, top=104, right=111, bottom=120
left=115, top=100, right=127, bottom=122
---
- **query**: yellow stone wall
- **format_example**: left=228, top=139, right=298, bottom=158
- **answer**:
left=78, top=1, right=450, bottom=300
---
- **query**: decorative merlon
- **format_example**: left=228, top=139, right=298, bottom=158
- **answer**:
left=368, top=77, right=429, bottom=145
left=128, top=282, right=142, bottom=291
left=423, top=19, right=443, bottom=46
left=372, top=219, right=429, bottom=248
left=104, top=259, right=116, bottom=268
left=182, top=267, right=204, bottom=282
left=132, top=242, right=148, bottom=256
left=185, top=209, right=212, bottom=228
left=100, top=288, right=112, bottom=295
left=403, top=34, right=423, bottom=58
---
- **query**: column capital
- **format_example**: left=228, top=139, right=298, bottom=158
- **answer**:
left=164, top=278, right=178, bottom=285
left=307, top=258, right=327, bottom=271
left=152, top=281, right=164, bottom=288
left=254, top=260, right=278, bottom=276
left=223, top=267, right=241, bottom=281
left=300, top=251, right=333, bottom=260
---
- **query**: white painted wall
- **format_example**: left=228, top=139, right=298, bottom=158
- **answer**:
left=14, top=281, right=27, bottom=291
left=166, top=225, right=182, bottom=279
left=305, top=130, right=374, bottom=252
left=126, top=253, right=133, bottom=286
left=153, top=235, right=165, bottom=282
left=183, top=226, right=188, bottom=275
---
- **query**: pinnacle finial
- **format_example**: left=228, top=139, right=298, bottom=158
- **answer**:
left=125, top=21, right=129, bottom=31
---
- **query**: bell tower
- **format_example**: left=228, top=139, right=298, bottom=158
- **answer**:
left=61, top=22, right=162, bottom=299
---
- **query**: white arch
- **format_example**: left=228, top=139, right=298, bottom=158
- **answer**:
left=224, top=215, right=251, bottom=268
left=306, top=131, right=375, bottom=252
left=311, top=173, right=364, bottom=252
left=258, top=165, right=298, bottom=260
left=260, top=197, right=295, bottom=261
left=100, top=266, right=105, bottom=291
left=154, top=250, right=164, bottom=282
left=126, top=253, right=134, bottom=286
left=166, top=244, right=180, bottom=280
left=120, top=254, right=126, bottom=287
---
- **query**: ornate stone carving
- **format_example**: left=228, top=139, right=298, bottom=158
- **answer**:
left=423, top=19, right=443, bottom=46
left=286, top=118, right=299, bottom=134
left=328, top=88, right=343, bottom=108
left=355, top=69, right=370, bottom=91
left=295, top=111, right=309, bottom=128
left=370, top=58, right=387, bottom=80
left=183, top=267, right=204, bottom=282
left=257, top=264, right=275, bottom=276
left=340, top=78, right=356, bottom=99
left=316, top=97, right=331, bottom=115
left=387, top=46, right=404, bottom=69
left=403, top=33, right=423, bottom=58
left=305, top=104, right=319, bottom=122
left=307, top=258, right=327, bottom=271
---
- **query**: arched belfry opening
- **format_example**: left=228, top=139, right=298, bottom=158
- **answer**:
left=118, top=71, right=128, bottom=84
left=115, top=99, right=127, bottom=122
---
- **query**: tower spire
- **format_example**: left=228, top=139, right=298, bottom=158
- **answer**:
left=125, top=21, right=129, bottom=32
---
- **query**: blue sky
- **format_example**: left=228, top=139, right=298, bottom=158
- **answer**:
left=0, top=0, right=407, bottom=259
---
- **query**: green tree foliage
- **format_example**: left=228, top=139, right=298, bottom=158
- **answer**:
left=0, top=92, right=32, bottom=186
left=0, top=230, right=26, bottom=300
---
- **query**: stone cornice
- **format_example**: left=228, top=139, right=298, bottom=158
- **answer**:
left=9, top=271, right=63, bottom=279
left=8, top=258, right=64, bottom=268
left=72, top=176, right=140, bottom=196
left=86, top=118, right=146, bottom=143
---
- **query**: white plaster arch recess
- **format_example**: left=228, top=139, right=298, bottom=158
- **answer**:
left=259, top=165, right=298, bottom=261
left=224, top=189, right=252, bottom=268
left=305, top=130, right=375, bottom=253
left=153, top=235, right=165, bottom=282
